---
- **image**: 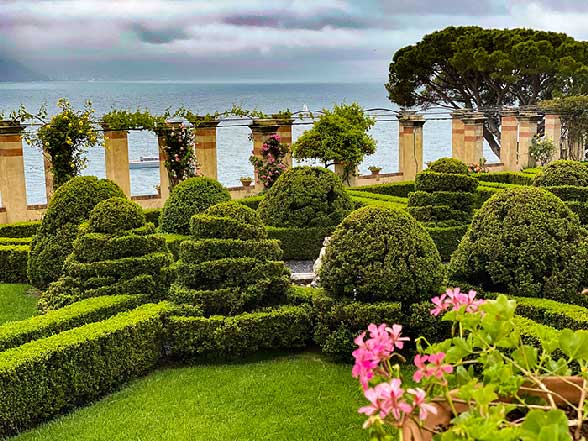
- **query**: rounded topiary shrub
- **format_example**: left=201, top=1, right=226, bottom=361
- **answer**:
left=159, top=177, right=230, bottom=234
left=87, top=197, right=146, bottom=234
left=428, top=157, right=468, bottom=175
left=258, top=166, right=354, bottom=228
left=448, top=187, right=588, bottom=301
left=319, top=206, right=444, bottom=304
left=533, top=160, right=588, bottom=187
left=28, top=176, right=125, bottom=289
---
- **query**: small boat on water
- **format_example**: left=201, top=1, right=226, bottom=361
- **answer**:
left=129, top=156, right=159, bottom=169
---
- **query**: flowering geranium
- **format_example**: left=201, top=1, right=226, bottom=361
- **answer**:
left=354, top=288, right=588, bottom=440
left=249, top=134, right=289, bottom=189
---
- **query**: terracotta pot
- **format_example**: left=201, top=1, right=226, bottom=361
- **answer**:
left=402, top=377, right=584, bottom=441
left=370, top=169, right=381, bottom=176
left=240, top=179, right=253, bottom=188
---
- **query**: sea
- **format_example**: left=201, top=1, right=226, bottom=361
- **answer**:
left=0, top=81, right=498, bottom=204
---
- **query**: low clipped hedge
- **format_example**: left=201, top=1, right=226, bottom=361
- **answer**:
left=0, top=221, right=39, bottom=238
left=408, top=191, right=475, bottom=212
left=143, top=208, right=161, bottom=227
left=513, top=296, right=588, bottom=330
left=533, top=160, right=588, bottom=187
left=407, top=205, right=471, bottom=222
left=427, top=157, right=468, bottom=175
left=236, top=195, right=264, bottom=210
left=352, top=181, right=415, bottom=198
left=567, top=201, right=588, bottom=224
left=168, top=305, right=313, bottom=359
left=425, top=224, right=469, bottom=262
left=0, top=295, right=146, bottom=352
left=180, top=239, right=283, bottom=264
left=311, top=289, right=403, bottom=361
left=475, top=172, right=533, bottom=186
left=0, top=302, right=170, bottom=437
left=0, top=237, right=32, bottom=246
left=415, top=171, right=478, bottom=193
left=0, top=245, right=29, bottom=283
left=514, top=315, right=563, bottom=358
left=266, top=226, right=334, bottom=260
left=157, top=233, right=190, bottom=260
left=190, top=215, right=266, bottom=241
left=175, top=258, right=288, bottom=290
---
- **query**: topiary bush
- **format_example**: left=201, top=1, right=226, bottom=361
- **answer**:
left=170, top=201, right=290, bottom=316
left=28, top=176, right=125, bottom=289
left=449, top=187, right=588, bottom=302
left=427, top=157, right=469, bottom=175
left=319, top=206, right=444, bottom=304
left=533, top=160, right=588, bottom=187
left=258, top=166, right=354, bottom=228
left=39, top=198, right=174, bottom=311
left=159, top=177, right=230, bottom=235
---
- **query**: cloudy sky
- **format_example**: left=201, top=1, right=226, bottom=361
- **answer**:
left=2, top=0, right=588, bottom=82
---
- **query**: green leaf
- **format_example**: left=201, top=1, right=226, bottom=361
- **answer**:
left=520, top=409, right=571, bottom=441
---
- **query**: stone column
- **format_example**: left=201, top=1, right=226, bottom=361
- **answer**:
left=462, top=112, right=486, bottom=166
left=398, top=111, right=425, bottom=181
left=544, top=112, right=562, bottom=162
left=274, top=116, right=294, bottom=168
left=0, top=121, right=28, bottom=223
left=451, top=110, right=467, bottom=162
left=157, top=129, right=171, bottom=201
left=333, top=162, right=357, bottom=187
left=194, top=120, right=220, bottom=180
left=500, top=109, right=519, bottom=171
left=249, top=119, right=280, bottom=191
left=517, top=112, right=542, bottom=169
left=43, top=154, right=54, bottom=202
left=102, top=126, right=131, bottom=197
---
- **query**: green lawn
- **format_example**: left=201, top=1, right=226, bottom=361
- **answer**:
left=0, top=284, right=37, bottom=324
left=10, top=352, right=370, bottom=441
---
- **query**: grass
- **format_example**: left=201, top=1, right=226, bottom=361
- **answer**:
left=0, top=284, right=37, bottom=325
left=9, top=352, right=371, bottom=441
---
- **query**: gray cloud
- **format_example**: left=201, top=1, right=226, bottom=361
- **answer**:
left=130, top=23, right=190, bottom=44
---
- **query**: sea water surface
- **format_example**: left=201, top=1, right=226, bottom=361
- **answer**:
left=0, top=81, right=498, bottom=204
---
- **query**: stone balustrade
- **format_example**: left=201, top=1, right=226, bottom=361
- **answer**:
left=0, top=111, right=564, bottom=223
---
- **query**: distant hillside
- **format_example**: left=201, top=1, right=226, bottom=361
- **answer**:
left=0, top=58, right=46, bottom=82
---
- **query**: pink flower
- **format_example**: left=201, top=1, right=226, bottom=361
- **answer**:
left=413, top=352, right=453, bottom=383
left=359, top=379, right=412, bottom=422
left=430, top=288, right=485, bottom=316
left=408, top=388, right=437, bottom=421
left=352, top=345, right=378, bottom=390
left=271, top=134, right=281, bottom=141
left=387, top=324, right=410, bottom=351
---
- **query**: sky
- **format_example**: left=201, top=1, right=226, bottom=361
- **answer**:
left=2, top=0, right=588, bottom=82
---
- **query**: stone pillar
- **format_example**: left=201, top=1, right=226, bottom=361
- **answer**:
left=102, top=126, right=131, bottom=197
left=43, top=154, right=54, bottom=202
left=194, top=120, right=220, bottom=180
left=500, top=109, right=519, bottom=171
left=250, top=119, right=280, bottom=191
left=451, top=110, right=467, bottom=162
left=0, top=121, right=28, bottom=223
left=157, top=129, right=171, bottom=201
left=274, top=116, right=294, bottom=168
left=462, top=112, right=486, bottom=166
left=398, top=111, right=425, bottom=181
left=333, top=162, right=357, bottom=187
left=544, top=112, right=562, bottom=162
left=517, top=112, right=542, bottom=169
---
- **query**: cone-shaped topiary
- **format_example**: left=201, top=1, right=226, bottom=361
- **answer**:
left=39, top=198, right=174, bottom=311
left=170, top=202, right=290, bottom=316
left=427, top=157, right=469, bottom=175
left=449, top=187, right=588, bottom=302
left=533, top=160, right=588, bottom=187
left=28, top=176, right=125, bottom=289
left=159, top=177, right=231, bottom=235
left=319, top=206, right=444, bottom=304
left=258, top=166, right=354, bottom=228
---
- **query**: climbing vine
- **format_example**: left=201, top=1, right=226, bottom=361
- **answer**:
left=249, top=134, right=289, bottom=189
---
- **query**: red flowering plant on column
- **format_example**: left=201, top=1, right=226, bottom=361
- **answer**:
left=353, top=288, right=588, bottom=441
left=160, top=123, right=200, bottom=190
left=249, top=134, right=289, bottom=189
